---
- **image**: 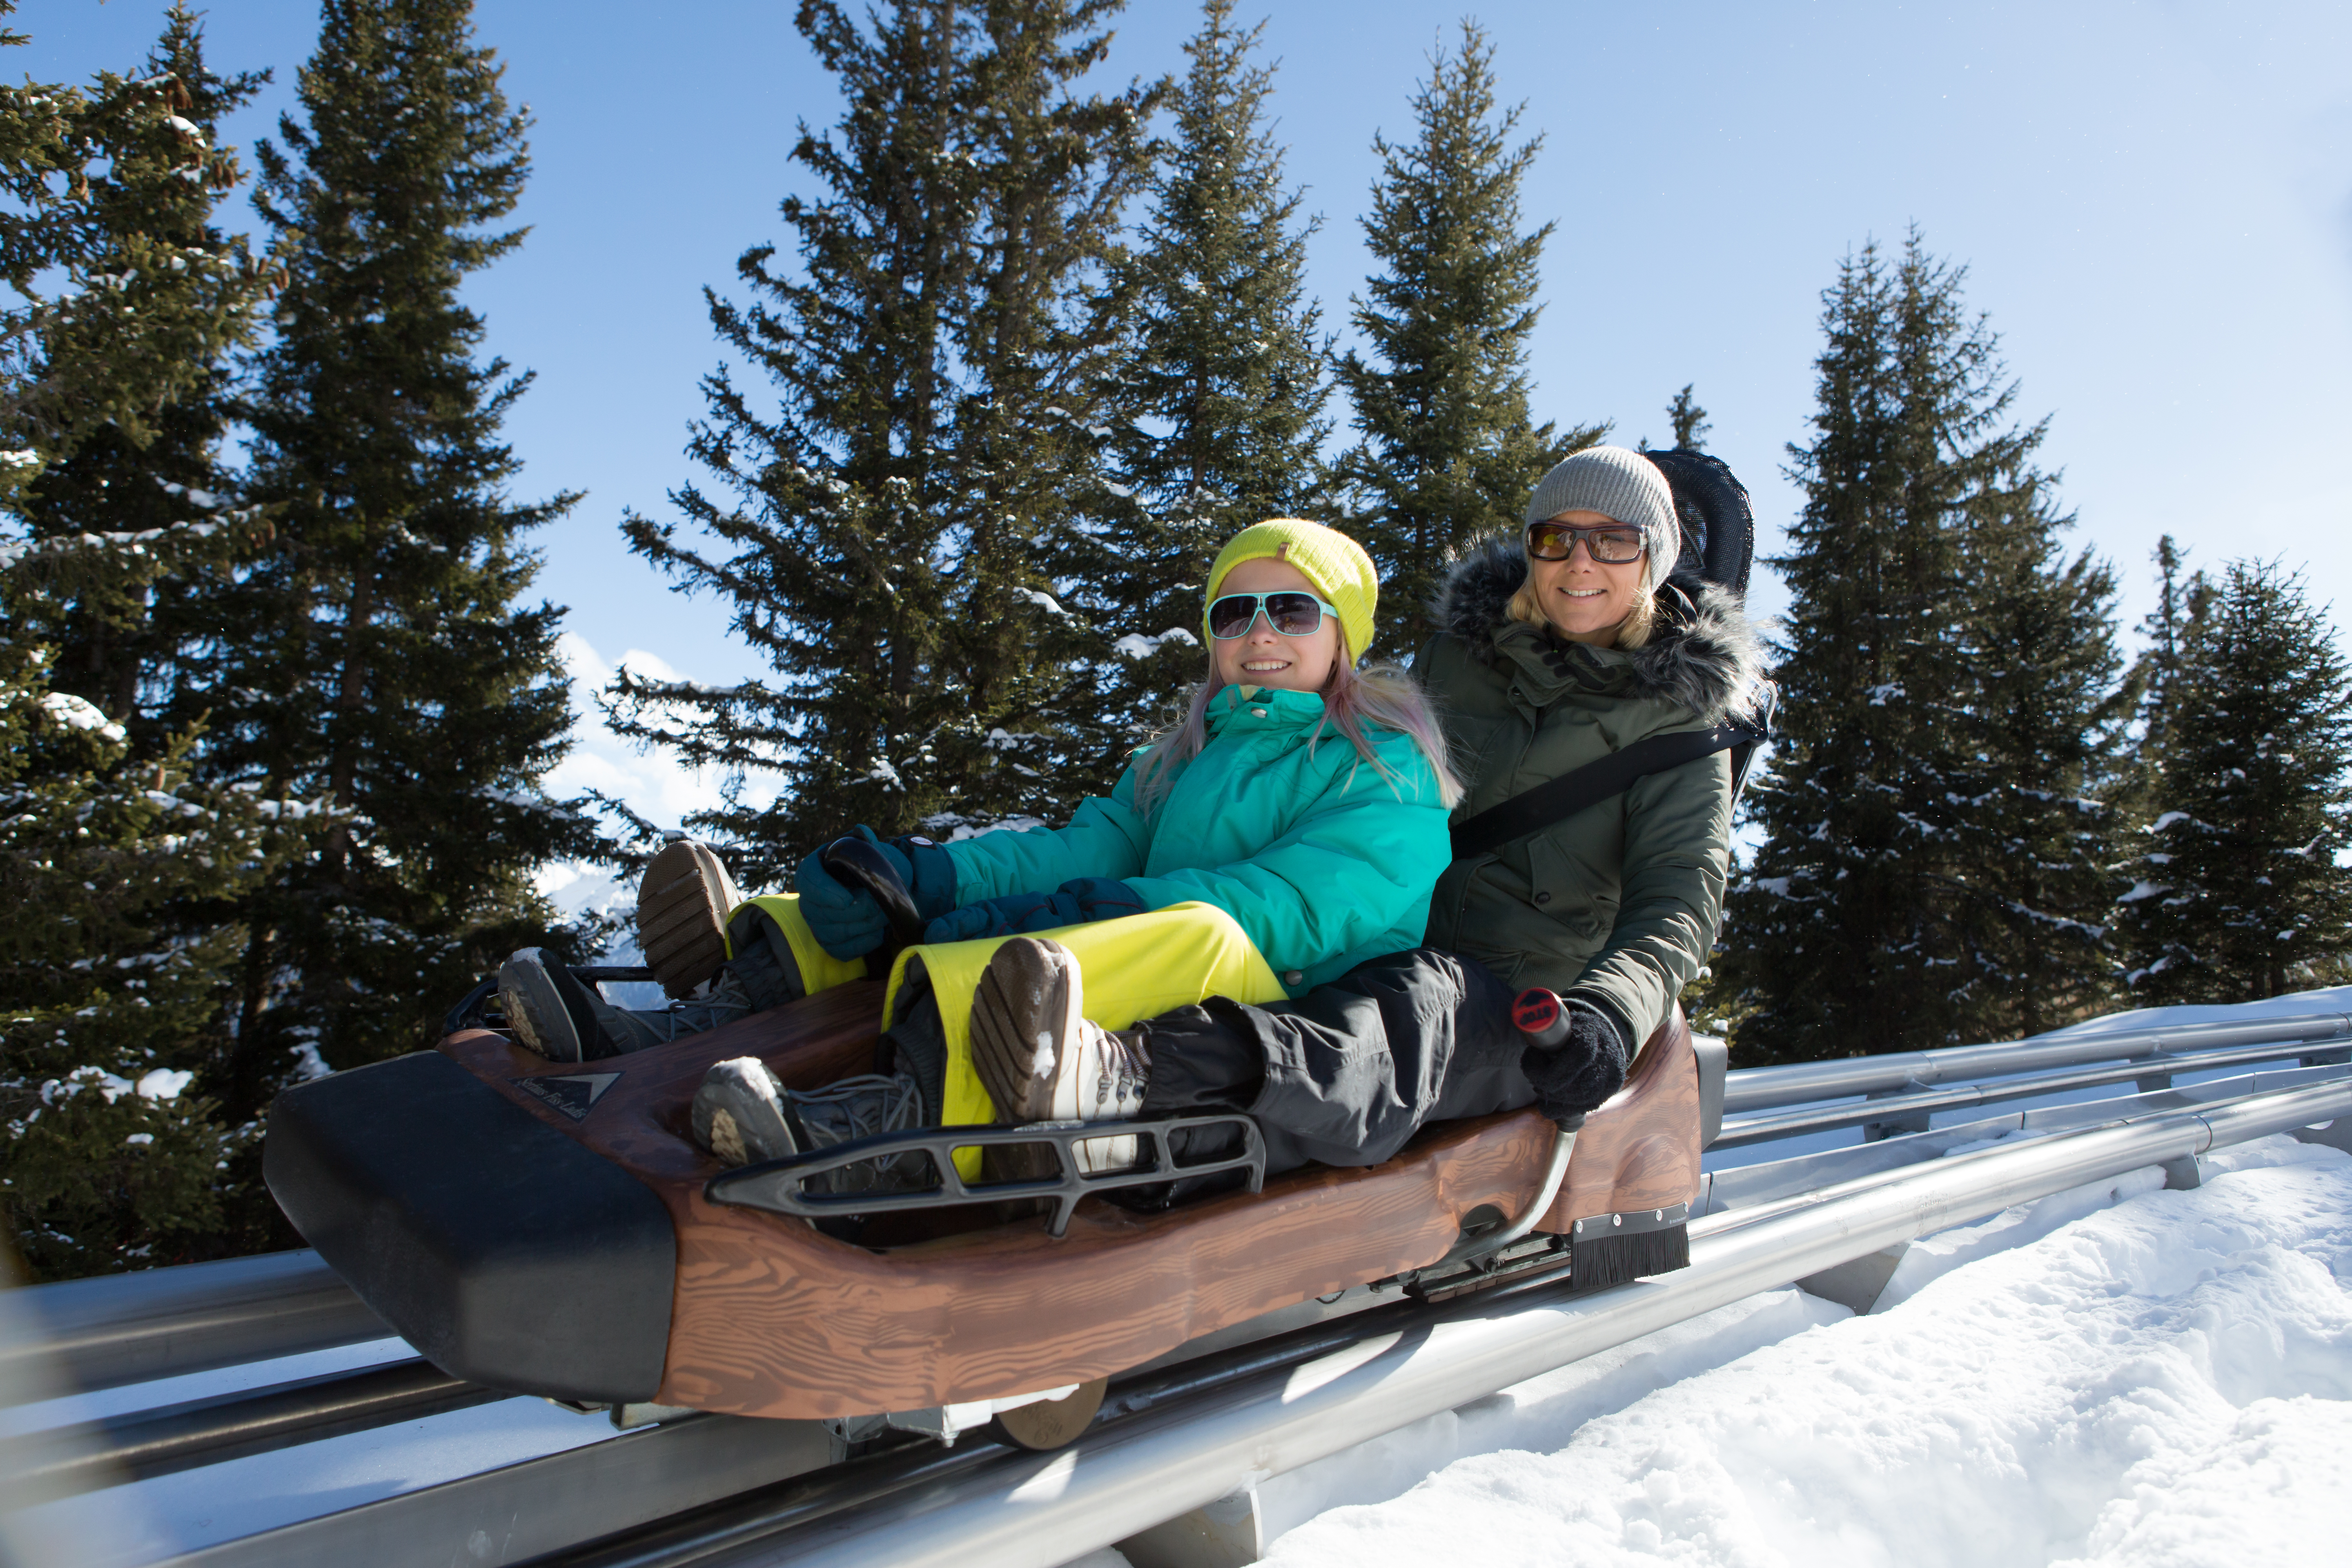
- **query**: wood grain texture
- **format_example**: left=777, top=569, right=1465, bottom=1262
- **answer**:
left=1536, top=1005, right=1702, bottom=1232
left=437, top=987, right=1699, bottom=1419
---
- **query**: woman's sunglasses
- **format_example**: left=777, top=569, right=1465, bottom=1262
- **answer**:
left=1525, top=520, right=1646, bottom=564
left=1207, top=590, right=1338, bottom=639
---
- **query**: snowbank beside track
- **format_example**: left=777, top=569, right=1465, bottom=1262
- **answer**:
left=1250, top=1135, right=2350, bottom=1566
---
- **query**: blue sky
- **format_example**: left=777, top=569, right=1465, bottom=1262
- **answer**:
left=22, top=0, right=2352, bottom=833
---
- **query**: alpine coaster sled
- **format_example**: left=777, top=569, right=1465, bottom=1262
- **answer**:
left=263, top=977, right=1719, bottom=1432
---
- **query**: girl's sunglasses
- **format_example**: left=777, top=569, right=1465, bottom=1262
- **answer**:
left=1207, top=590, right=1338, bottom=639
left=1525, top=520, right=1646, bottom=564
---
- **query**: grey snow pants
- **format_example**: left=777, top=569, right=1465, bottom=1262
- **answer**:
left=1136, top=947, right=1537, bottom=1184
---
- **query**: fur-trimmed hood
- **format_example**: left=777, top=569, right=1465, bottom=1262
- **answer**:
left=1428, top=533, right=1771, bottom=725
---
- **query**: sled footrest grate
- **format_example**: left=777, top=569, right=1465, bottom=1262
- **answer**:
left=705, top=1114, right=1267, bottom=1238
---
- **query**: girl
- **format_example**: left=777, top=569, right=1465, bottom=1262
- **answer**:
left=499, top=519, right=1465, bottom=1177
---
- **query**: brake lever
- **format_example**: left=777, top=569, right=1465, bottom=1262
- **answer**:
left=820, top=835, right=927, bottom=972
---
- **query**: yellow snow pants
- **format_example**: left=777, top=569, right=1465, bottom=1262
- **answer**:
left=732, top=895, right=1287, bottom=1176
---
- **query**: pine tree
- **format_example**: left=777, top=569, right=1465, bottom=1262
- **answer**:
left=1719, top=240, right=1965, bottom=1062
left=1078, top=0, right=1330, bottom=742
left=611, top=0, right=1156, bottom=877
left=2128, top=535, right=2215, bottom=761
left=1640, top=384, right=1710, bottom=455
left=2111, top=535, right=2215, bottom=885
left=935, top=0, right=1160, bottom=813
left=1333, top=22, right=1598, bottom=662
left=19, top=6, right=269, bottom=739
left=0, top=602, right=296, bottom=1279
left=1954, top=477, right=2131, bottom=1036
left=214, top=0, right=599, bottom=1116
left=1665, top=384, right=1710, bottom=452
left=0, top=4, right=302, bottom=1278
left=1716, top=234, right=2129, bottom=1060
left=2118, top=561, right=2352, bottom=1002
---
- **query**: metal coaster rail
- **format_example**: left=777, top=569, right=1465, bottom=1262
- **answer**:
left=1717, top=1009, right=2351, bottom=1111
left=2, top=1011, right=2346, bottom=1568
left=1, top=1358, right=501, bottom=1498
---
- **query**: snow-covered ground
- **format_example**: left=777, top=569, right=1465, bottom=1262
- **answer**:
left=1086, top=1132, right=2352, bottom=1568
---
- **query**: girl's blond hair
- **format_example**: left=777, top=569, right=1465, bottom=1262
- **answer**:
left=1131, top=630, right=1466, bottom=813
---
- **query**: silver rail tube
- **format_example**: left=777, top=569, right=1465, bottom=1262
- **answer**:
left=1713, top=1036, right=2352, bottom=1148
left=163, top=1411, right=843, bottom=1568
left=681, top=1079, right=2352, bottom=1568
left=1697, top=1063, right=2348, bottom=1227
left=1, top=1250, right=382, bottom=1402
left=2, top=1358, right=497, bottom=1497
left=1718, top=1011, right=2350, bottom=1114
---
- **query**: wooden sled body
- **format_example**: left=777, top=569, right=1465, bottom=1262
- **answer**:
left=265, top=982, right=1707, bottom=1421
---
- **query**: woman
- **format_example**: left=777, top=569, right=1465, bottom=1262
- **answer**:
left=1008, top=443, right=1768, bottom=1167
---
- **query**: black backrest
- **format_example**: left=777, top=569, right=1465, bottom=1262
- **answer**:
left=1641, top=448, right=1754, bottom=599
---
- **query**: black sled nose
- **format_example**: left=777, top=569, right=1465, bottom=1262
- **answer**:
left=264, top=1050, right=677, bottom=1405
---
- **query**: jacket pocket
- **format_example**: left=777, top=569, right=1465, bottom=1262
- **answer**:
left=1526, top=835, right=1615, bottom=943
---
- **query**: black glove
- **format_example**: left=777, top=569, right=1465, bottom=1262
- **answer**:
left=1519, top=996, right=1633, bottom=1124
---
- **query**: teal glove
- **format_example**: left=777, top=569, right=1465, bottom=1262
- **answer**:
left=795, top=826, right=959, bottom=959
left=921, top=878, right=1145, bottom=945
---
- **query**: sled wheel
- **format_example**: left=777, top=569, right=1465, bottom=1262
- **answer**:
left=989, top=1377, right=1107, bottom=1452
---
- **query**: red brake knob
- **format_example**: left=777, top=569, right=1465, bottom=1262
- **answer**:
left=1512, top=987, right=1570, bottom=1049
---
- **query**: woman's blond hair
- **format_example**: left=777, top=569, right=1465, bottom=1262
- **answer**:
left=1506, top=570, right=1657, bottom=648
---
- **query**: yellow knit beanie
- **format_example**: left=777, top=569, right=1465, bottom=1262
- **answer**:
left=1203, top=519, right=1379, bottom=658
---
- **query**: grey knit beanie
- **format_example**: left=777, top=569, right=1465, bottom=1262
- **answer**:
left=1523, top=445, right=1680, bottom=592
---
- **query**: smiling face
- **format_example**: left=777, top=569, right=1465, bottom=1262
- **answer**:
left=1528, top=508, right=1648, bottom=646
left=1208, top=555, right=1343, bottom=694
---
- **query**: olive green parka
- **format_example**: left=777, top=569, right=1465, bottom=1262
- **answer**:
left=1418, top=538, right=1770, bottom=1046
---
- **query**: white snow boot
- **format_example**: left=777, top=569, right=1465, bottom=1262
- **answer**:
left=969, top=937, right=1150, bottom=1174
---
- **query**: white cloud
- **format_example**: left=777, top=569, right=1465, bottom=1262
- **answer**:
left=614, top=645, right=687, bottom=685
left=550, top=630, right=781, bottom=836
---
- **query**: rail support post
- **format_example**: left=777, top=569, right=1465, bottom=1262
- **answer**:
left=2291, top=1116, right=2352, bottom=1157
left=1797, top=1243, right=1908, bottom=1314
left=1119, top=1485, right=1266, bottom=1568
left=1861, top=1083, right=1931, bottom=1142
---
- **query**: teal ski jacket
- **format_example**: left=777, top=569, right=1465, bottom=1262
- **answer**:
left=942, top=685, right=1452, bottom=995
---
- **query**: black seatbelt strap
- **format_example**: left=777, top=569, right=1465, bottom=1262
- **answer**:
left=1448, top=720, right=1767, bottom=862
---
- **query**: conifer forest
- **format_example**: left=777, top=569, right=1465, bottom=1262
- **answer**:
left=4, top=0, right=2348, bottom=1279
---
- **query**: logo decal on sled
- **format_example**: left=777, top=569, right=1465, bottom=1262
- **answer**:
left=512, top=1071, right=622, bottom=1121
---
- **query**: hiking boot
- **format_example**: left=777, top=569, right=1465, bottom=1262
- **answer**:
left=719, top=905, right=805, bottom=1012
left=502, top=948, right=789, bottom=1062
left=648, top=965, right=762, bottom=1040
left=638, top=838, right=744, bottom=999
left=788, top=1071, right=930, bottom=1193
left=691, top=1056, right=798, bottom=1167
left=969, top=937, right=1150, bottom=1173
left=499, top=949, right=634, bottom=1062
left=690, top=1058, right=929, bottom=1192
